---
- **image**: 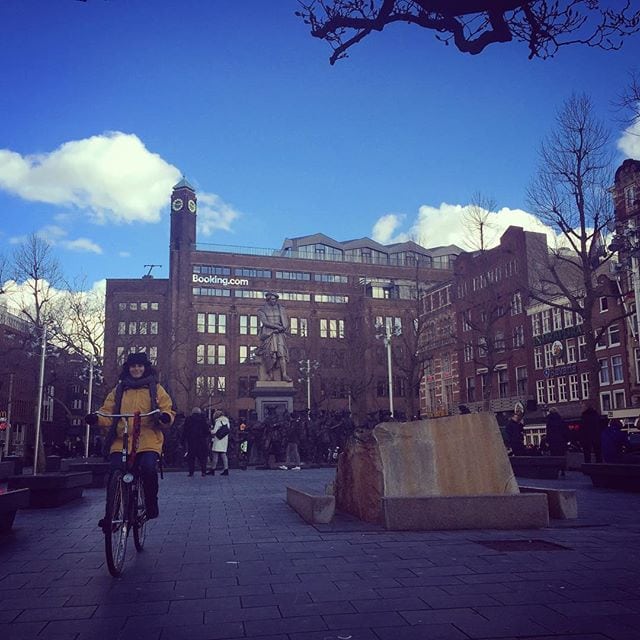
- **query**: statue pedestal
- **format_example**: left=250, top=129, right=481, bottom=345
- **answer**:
left=252, top=381, right=294, bottom=422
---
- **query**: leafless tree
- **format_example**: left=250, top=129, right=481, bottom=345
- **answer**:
left=297, top=1, right=640, bottom=65
left=527, top=93, right=619, bottom=405
left=463, top=192, right=498, bottom=252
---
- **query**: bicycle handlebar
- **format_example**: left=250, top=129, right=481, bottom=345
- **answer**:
left=96, top=409, right=161, bottom=419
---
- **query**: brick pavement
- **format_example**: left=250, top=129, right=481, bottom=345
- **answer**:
left=1, top=468, right=640, bottom=640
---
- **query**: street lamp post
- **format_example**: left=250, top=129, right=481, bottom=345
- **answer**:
left=375, top=321, right=402, bottom=418
left=84, top=356, right=94, bottom=458
left=33, top=324, right=47, bottom=476
left=298, top=359, right=319, bottom=411
left=3, top=373, right=14, bottom=457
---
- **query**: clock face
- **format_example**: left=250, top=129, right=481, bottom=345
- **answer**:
left=172, top=198, right=183, bottom=212
left=188, top=199, right=197, bottom=213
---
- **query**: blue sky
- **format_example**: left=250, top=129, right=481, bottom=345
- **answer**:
left=1, top=1, right=639, bottom=293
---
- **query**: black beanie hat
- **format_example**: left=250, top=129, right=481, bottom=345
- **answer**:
left=125, top=351, right=151, bottom=367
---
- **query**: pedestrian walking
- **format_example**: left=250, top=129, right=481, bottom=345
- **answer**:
left=546, top=407, right=569, bottom=456
left=210, top=410, right=230, bottom=476
left=581, top=404, right=604, bottom=463
left=601, top=418, right=631, bottom=463
left=505, top=411, right=526, bottom=456
left=279, top=415, right=301, bottom=471
left=182, top=407, right=210, bottom=477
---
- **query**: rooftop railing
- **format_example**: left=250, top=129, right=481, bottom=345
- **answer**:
left=193, top=243, right=454, bottom=269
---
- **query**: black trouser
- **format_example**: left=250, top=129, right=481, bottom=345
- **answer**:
left=108, top=451, right=159, bottom=508
left=582, top=439, right=602, bottom=463
left=186, top=448, right=208, bottom=475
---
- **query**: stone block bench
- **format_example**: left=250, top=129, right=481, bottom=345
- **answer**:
left=510, top=456, right=566, bottom=479
left=286, top=486, right=335, bottom=524
left=0, top=488, right=30, bottom=533
left=7, top=472, right=93, bottom=508
left=519, top=485, right=578, bottom=519
left=66, top=461, right=111, bottom=488
left=582, top=463, right=640, bottom=492
left=0, top=460, right=15, bottom=480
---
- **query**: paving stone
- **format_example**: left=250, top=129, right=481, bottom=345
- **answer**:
left=372, top=622, right=468, bottom=640
left=244, top=614, right=327, bottom=636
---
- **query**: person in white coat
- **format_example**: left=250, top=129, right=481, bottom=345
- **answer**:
left=209, top=410, right=230, bottom=476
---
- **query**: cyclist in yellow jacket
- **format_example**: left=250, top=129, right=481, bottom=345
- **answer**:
left=87, top=351, right=175, bottom=519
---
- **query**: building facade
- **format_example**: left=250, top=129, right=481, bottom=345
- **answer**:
left=103, top=180, right=459, bottom=422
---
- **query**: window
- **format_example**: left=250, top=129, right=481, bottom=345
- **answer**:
left=151, top=302, right=159, bottom=310
left=319, top=319, right=345, bottom=339
left=196, top=344, right=226, bottom=365
left=608, top=324, right=620, bottom=346
left=139, top=322, right=147, bottom=335
left=600, top=392, right=612, bottom=413
left=598, top=358, right=610, bottom=385
left=197, top=313, right=226, bottom=334
left=542, top=310, right=551, bottom=333
left=480, top=373, right=488, bottom=400
left=462, top=311, right=472, bottom=332
left=534, top=347, right=543, bottom=370
left=150, top=322, right=158, bottom=335
left=599, top=297, right=609, bottom=312
left=636, top=348, right=640, bottom=384
left=118, top=322, right=126, bottom=335
left=611, top=355, right=624, bottom=383
left=564, top=309, right=574, bottom=327
left=42, top=385, right=55, bottom=422
left=513, top=325, right=524, bottom=348
left=566, top=339, right=576, bottom=363
left=495, top=331, right=505, bottom=352
left=497, top=370, right=509, bottom=398
left=552, top=308, right=562, bottom=330
left=581, top=372, right=590, bottom=399
left=140, top=302, right=148, bottom=311
left=149, top=346, right=157, bottom=364
left=578, top=335, right=586, bottom=361
left=466, top=377, right=476, bottom=402
left=376, top=378, right=388, bottom=397
left=624, top=184, right=637, bottom=211
left=557, top=377, right=567, bottom=403
left=510, top=292, right=523, bottom=315
left=569, top=374, right=579, bottom=401
left=129, top=321, right=137, bottom=335
left=235, top=268, right=271, bottom=278
left=276, top=270, right=310, bottom=281
left=72, top=398, right=83, bottom=410
left=477, top=336, right=487, bottom=357
left=129, top=303, right=138, bottom=311
left=290, top=318, right=308, bottom=337
left=536, top=380, right=545, bottom=405
left=315, top=273, right=348, bottom=283
left=464, top=343, right=473, bottom=362
left=547, top=379, right=556, bottom=403
left=515, top=366, right=527, bottom=396
left=544, top=343, right=553, bottom=368
left=118, top=303, right=126, bottom=311
left=239, top=345, right=257, bottom=363
left=614, top=390, right=626, bottom=409
left=240, top=315, right=258, bottom=335
left=532, top=313, right=541, bottom=336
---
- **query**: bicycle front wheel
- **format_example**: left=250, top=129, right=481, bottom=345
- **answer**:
left=104, top=469, right=129, bottom=577
left=132, top=477, right=147, bottom=551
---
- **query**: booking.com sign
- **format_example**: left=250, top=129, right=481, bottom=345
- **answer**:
left=191, top=274, right=249, bottom=287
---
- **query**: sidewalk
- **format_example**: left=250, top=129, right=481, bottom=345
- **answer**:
left=1, top=468, right=640, bottom=640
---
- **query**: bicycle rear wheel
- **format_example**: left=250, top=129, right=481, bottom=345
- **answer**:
left=104, top=469, right=129, bottom=577
left=132, top=477, right=147, bottom=551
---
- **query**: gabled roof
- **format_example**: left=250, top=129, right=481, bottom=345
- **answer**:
left=172, top=176, right=195, bottom=192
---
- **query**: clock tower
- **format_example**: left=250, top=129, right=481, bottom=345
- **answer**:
left=170, top=177, right=197, bottom=251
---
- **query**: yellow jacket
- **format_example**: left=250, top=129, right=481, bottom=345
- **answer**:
left=97, top=384, right=175, bottom=455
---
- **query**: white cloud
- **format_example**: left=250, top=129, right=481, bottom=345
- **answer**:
left=63, top=238, right=102, bottom=254
left=29, top=225, right=103, bottom=254
left=0, top=132, right=181, bottom=224
left=617, top=117, right=640, bottom=159
left=371, top=202, right=564, bottom=251
left=196, top=192, right=241, bottom=236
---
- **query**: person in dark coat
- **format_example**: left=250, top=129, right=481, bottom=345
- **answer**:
left=546, top=408, right=569, bottom=456
left=505, top=411, right=526, bottom=456
left=181, top=407, right=210, bottom=477
left=601, top=419, right=630, bottom=463
left=580, top=404, right=603, bottom=463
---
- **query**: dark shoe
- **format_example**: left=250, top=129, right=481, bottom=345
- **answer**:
left=207, top=469, right=215, bottom=475
left=98, top=518, right=106, bottom=530
left=201, top=472, right=206, bottom=477
left=147, top=503, right=159, bottom=519
left=221, top=469, right=229, bottom=476
left=188, top=473, right=194, bottom=477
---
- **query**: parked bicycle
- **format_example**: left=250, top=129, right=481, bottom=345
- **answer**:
left=95, top=409, right=160, bottom=577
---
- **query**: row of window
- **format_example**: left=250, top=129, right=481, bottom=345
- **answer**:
left=465, top=366, right=528, bottom=402
left=192, top=287, right=349, bottom=303
left=193, top=264, right=349, bottom=284
left=461, top=293, right=524, bottom=331
left=457, top=261, right=518, bottom=297
left=118, top=321, right=159, bottom=335
left=117, top=302, right=160, bottom=311
left=536, top=374, right=591, bottom=405
left=463, top=326, right=525, bottom=361
left=533, top=328, right=621, bottom=369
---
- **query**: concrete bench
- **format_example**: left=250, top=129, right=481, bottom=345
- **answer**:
left=286, top=486, right=335, bottom=524
left=582, top=463, right=640, bottom=492
left=519, top=485, right=578, bottom=519
left=7, top=472, right=93, bottom=508
left=0, top=488, right=30, bottom=532
left=0, top=460, right=15, bottom=480
left=67, top=461, right=111, bottom=488
left=510, top=456, right=566, bottom=479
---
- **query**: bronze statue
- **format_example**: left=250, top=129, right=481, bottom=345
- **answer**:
left=256, top=292, right=292, bottom=382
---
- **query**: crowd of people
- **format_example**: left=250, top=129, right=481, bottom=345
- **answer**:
left=504, top=402, right=636, bottom=463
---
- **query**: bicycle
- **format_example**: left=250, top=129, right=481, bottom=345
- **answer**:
left=96, top=409, right=160, bottom=577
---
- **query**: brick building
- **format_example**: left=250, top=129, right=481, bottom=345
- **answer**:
left=103, top=179, right=459, bottom=422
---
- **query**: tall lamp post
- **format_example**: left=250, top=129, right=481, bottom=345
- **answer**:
left=298, top=359, right=319, bottom=411
left=3, top=373, right=14, bottom=457
left=375, top=321, right=402, bottom=418
left=33, top=324, right=47, bottom=476
left=84, top=356, right=94, bottom=458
